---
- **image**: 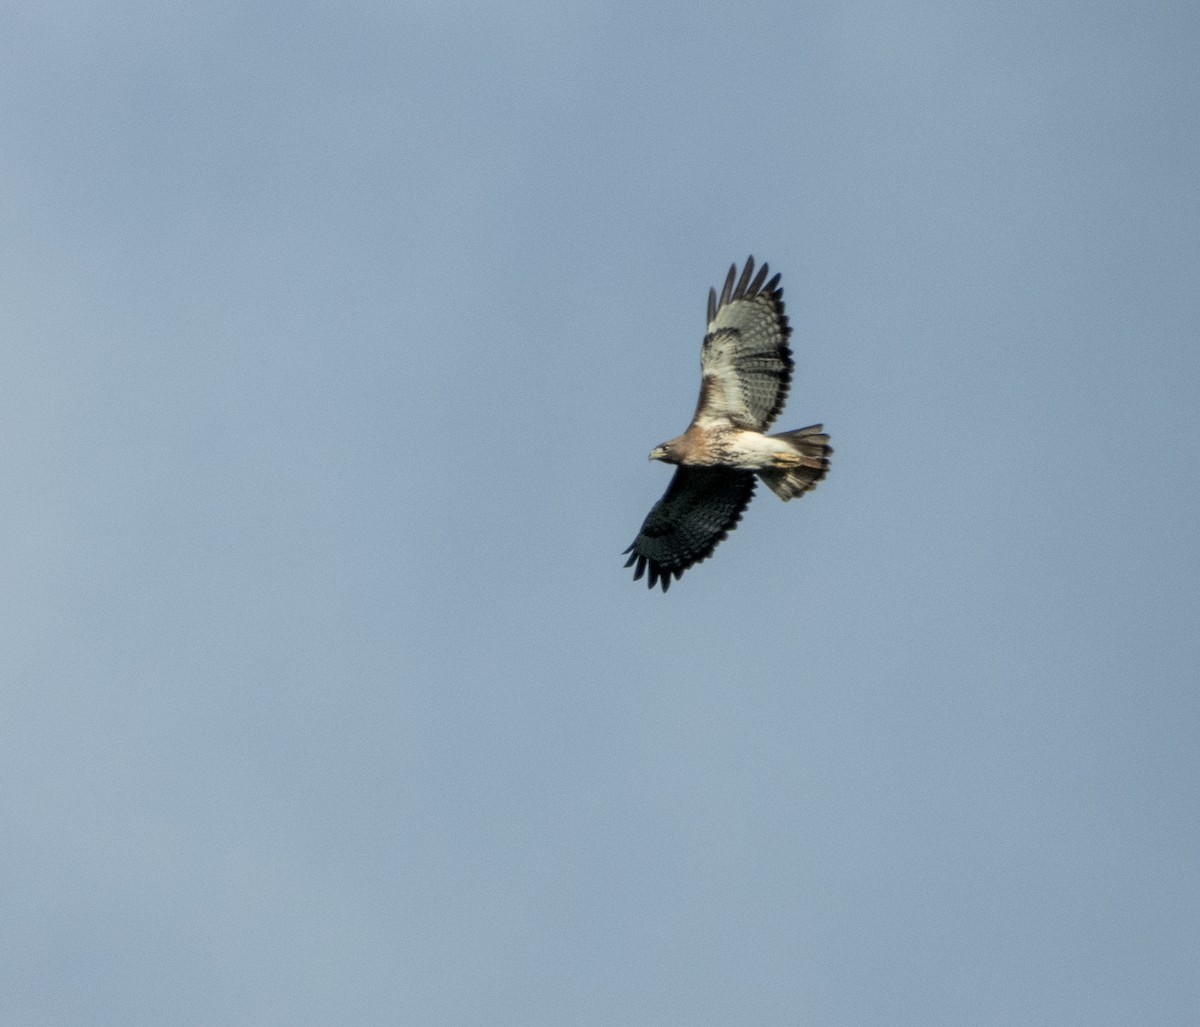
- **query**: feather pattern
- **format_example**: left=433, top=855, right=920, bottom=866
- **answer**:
left=623, top=467, right=756, bottom=592
left=696, top=256, right=793, bottom=432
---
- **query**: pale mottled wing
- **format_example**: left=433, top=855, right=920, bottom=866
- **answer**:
left=624, top=467, right=757, bottom=592
left=695, top=256, right=793, bottom=432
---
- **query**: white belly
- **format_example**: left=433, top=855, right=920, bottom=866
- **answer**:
left=720, top=430, right=793, bottom=470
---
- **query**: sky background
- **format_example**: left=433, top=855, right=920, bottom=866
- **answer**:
left=3, top=2, right=1198, bottom=1024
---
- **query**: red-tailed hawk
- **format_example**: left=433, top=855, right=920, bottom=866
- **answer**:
left=624, top=257, right=831, bottom=591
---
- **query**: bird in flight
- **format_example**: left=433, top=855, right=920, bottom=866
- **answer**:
left=624, top=257, right=831, bottom=591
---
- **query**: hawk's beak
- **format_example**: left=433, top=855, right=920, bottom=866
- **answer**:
left=649, top=446, right=667, bottom=461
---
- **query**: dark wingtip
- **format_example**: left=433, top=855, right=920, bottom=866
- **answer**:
left=718, top=263, right=736, bottom=308
left=626, top=552, right=678, bottom=593
left=733, top=256, right=755, bottom=300
left=749, top=261, right=770, bottom=297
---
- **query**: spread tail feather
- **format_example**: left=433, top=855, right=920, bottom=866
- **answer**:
left=758, top=424, right=831, bottom=500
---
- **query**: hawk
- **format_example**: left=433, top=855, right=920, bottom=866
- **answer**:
left=624, top=257, right=831, bottom=591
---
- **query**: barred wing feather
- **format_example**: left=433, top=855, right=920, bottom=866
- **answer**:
left=695, top=257, right=793, bottom=432
left=623, top=467, right=756, bottom=592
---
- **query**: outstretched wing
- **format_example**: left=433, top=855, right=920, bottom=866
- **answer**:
left=624, top=466, right=757, bottom=592
left=694, top=256, right=793, bottom=432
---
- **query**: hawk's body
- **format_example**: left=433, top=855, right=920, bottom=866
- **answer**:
left=624, top=257, right=831, bottom=591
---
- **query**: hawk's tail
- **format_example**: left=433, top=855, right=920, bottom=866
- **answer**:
left=758, top=424, right=831, bottom=501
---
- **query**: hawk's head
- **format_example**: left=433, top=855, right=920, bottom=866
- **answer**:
left=649, top=439, right=683, bottom=464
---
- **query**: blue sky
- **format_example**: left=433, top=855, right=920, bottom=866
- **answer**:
left=3, top=2, right=1198, bottom=1023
